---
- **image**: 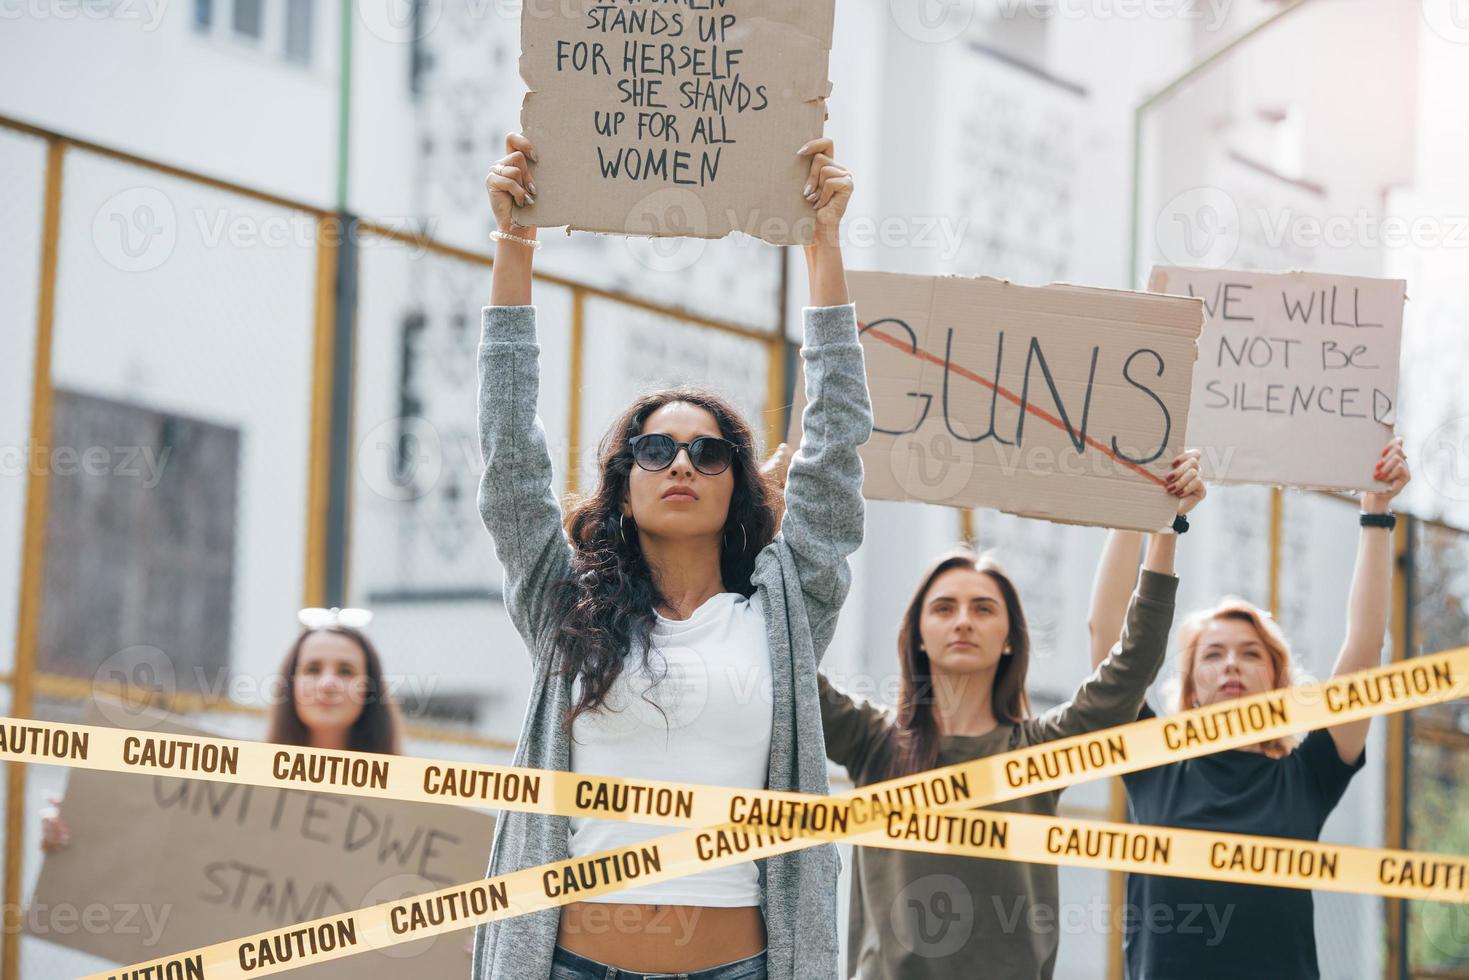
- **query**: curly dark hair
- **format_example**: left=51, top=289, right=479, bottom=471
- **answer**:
left=551, top=385, right=780, bottom=730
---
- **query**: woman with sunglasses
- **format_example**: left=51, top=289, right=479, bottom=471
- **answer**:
left=473, top=132, right=868, bottom=980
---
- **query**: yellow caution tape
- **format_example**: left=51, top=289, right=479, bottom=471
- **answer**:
left=9, top=647, right=1466, bottom=844
left=10, top=646, right=1458, bottom=979
left=78, top=810, right=1469, bottom=980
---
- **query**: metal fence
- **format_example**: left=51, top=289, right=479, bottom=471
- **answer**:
left=0, top=110, right=786, bottom=979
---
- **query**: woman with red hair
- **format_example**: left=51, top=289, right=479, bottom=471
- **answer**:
left=1088, top=438, right=1411, bottom=980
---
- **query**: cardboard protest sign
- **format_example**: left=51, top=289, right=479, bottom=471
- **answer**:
left=514, top=0, right=834, bottom=245
left=27, top=705, right=494, bottom=978
left=786, top=272, right=1204, bottom=531
left=1149, top=267, right=1406, bottom=491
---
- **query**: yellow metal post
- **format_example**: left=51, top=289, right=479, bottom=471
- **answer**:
left=303, top=216, right=340, bottom=609
left=566, top=288, right=586, bottom=498
left=1384, top=517, right=1412, bottom=980
left=1107, top=778, right=1127, bottom=980
left=4, top=137, right=65, bottom=980
left=1268, top=487, right=1284, bottom=618
left=765, top=332, right=786, bottom=459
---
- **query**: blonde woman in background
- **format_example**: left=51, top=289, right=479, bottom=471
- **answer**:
left=1087, top=438, right=1410, bottom=980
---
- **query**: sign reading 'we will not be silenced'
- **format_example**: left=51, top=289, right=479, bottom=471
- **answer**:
left=1149, top=267, right=1406, bottom=492
left=788, top=272, right=1205, bottom=532
left=513, top=0, right=834, bottom=246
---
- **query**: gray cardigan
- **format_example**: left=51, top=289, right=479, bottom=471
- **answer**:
left=469, top=303, right=873, bottom=980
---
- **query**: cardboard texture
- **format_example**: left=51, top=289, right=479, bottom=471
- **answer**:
left=1149, top=267, right=1405, bottom=491
left=514, top=0, right=834, bottom=245
left=787, top=272, right=1205, bottom=532
left=27, top=704, right=494, bottom=977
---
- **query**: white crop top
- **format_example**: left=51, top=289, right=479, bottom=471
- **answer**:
left=568, top=591, right=774, bottom=906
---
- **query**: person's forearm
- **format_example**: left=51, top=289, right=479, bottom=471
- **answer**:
left=489, top=233, right=536, bottom=306
left=803, top=237, right=849, bottom=307
left=1141, top=531, right=1177, bottom=577
left=1342, top=523, right=1392, bottom=660
left=1089, top=530, right=1144, bottom=669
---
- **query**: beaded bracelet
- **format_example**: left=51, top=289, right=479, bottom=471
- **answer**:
left=490, top=229, right=541, bottom=250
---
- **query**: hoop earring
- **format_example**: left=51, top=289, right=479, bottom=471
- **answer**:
left=620, top=513, right=634, bottom=548
left=724, top=521, right=747, bottom=553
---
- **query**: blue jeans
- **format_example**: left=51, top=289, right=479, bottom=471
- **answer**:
left=550, top=945, right=768, bottom=980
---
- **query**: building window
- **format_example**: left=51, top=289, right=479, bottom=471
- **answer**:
left=39, top=390, right=239, bottom=697
left=232, top=0, right=263, bottom=40
left=284, top=0, right=314, bottom=66
left=194, top=0, right=315, bottom=69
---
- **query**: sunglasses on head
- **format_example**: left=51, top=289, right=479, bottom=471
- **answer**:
left=628, top=433, right=740, bottom=476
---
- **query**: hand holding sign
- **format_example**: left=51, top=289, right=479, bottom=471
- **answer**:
left=486, top=133, right=541, bottom=305
left=798, top=137, right=853, bottom=239
left=485, top=133, right=540, bottom=235
left=1165, top=449, right=1206, bottom=516
left=1364, top=438, right=1411, bottom=514
left=797, top=137, right=854, bottom=306
left=39, top=795, right=69, bottom=853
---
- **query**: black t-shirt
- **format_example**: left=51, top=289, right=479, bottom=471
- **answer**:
left=1121, top=703, right=1366, bottom=980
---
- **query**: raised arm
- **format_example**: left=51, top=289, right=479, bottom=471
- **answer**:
left=1326, top=438, right=1410, bottom=764
left=476, top=307, right=573, bottom=654
left=781, top=302, right=870, bottom=655
left=800, top=136, right=851, bottom=309
left=1030, top=452, right=1204, bottom=741
left=1087, top=451, right=1202, bottom=671
left=777, top=139, right=871, bottom=658
left=1089, top=530, right=1143, bottom=672
left=476, top=134, right=572, bottom=655
left=1026, top=569, right=1179, bottom=743
left=818, top=672, right=892, bottom=779
left=487, top=132, right=538, bottom=306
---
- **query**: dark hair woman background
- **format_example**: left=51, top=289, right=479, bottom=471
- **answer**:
left=816, top=452, right=1203, bottom=979
left=265, top=610, right=401, bottom=753
left=42, top=608, right=402, bottom=848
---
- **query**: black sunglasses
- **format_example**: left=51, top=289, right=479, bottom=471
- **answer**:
left=628, top=433, right=740, bottom=476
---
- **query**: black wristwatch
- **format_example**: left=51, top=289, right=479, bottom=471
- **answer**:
left=1360, top=512, right=1396, bottom=530
left=1170, top=514, right=1190, bottom=535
